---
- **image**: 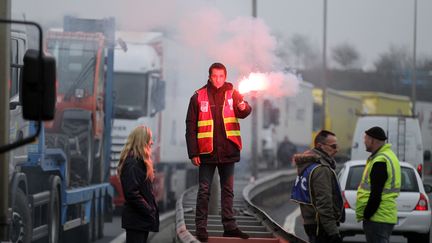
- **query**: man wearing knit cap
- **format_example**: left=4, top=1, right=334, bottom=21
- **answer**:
left=356, top=126, right=401, bottom=243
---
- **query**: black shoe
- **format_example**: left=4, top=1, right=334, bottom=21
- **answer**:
left=223, top=228, right=249, bottom=239
left=195, top=229, right=208, bottom=243
left=196, top=234, right=208, bottom=242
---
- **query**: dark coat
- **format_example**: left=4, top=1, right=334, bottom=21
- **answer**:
left=120, top=156, right=159, bottom=232
left=293, top=148, right=344, bottom=236
left=185, top=81, right=252, bottom=164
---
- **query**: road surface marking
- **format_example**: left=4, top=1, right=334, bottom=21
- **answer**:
left=283, top=206, right=300, bottom=234
left=110, top=231, right=126, bottom=243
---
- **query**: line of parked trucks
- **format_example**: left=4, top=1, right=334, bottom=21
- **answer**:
left=4, top=15, right=432, bottom=243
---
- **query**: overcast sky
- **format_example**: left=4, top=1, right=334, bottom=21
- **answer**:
left=11, top=0, right=432, bottom=71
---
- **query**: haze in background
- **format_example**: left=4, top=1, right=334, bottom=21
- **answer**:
left=12, top=0, right=431, bottom=94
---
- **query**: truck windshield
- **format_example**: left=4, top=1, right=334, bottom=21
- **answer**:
left=47, top=38, right=97, bottom=96
left=113, top=72, right=149, bottom=119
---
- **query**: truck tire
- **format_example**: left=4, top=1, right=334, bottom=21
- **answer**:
left=10, top=188, right=32, bottom=243
left=48, top=176, right=61, bottom=243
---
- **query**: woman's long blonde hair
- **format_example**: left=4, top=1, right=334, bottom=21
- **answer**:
left=117, top=125, right=154, bottom=181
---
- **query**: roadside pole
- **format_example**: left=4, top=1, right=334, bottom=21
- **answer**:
left=0, top=0, right=12, bottom=241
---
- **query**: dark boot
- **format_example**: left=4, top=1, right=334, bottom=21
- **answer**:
left=195, top=228, right=208, bottom=242
left=196, top=234, right=208, bottom=243
left=223, top=228, right=249, bottom=239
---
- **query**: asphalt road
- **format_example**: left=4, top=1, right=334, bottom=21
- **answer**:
left=260, top=174, right=432, bottom=243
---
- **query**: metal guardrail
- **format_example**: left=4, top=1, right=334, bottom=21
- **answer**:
left=175, top=186, right=199, bottom=243
left=243, top=171, right=307, bottom=243
left=175, top=170, right=307, bottom=243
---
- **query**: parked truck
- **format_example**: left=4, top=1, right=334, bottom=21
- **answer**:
left=239, top=80, right=314, bottom=169
left=109, top=32, right=200, bottom=211
left=109, top=31, right=167, bottom=209
left=341, top=91, right=412, bottom=116
left=313, top=89, right=414, bottom=161
left=312, top=88, right=363, bottom=161
left=416, top=101, right=432, bottom=173
left=44, top=16, right=116, bottom=185
left=351, top=115, right=424, bottom=177
left=6, top=18, right=115, bottom=243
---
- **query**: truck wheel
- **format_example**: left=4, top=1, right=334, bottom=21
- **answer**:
left=48, top=176, right=61, bottom=243
left=10, top=188, right=32, bottom=243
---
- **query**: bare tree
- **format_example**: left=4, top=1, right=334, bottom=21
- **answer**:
left=274, top=32, right=291, bottom=67
left=417, top=57, right=432, bottom=72
left=331, top=42, right=360, bottom=69
left=288, top=33, right=319, bottom=69
left=374, top=45, right=411, bottom=73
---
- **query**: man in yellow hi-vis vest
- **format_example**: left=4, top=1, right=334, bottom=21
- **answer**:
left=356, top=126, right=401, bottom=243
left=185, top=63, right=252, bottom=242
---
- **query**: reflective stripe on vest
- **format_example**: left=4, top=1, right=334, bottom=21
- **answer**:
left=222, top=91, right=242, bottom=150
left=356, top=144, right=401, bottom=224
left=196, top=88, right=242, bottom=154
left=358, top=153, right=400, bottom=194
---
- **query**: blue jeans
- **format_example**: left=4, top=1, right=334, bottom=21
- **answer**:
left=195, top=163, right=237, bottom=234
left=363, top=220, right=394, bottom=243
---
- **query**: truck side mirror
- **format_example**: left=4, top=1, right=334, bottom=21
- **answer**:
left=150, top=80, right=166, bottom=117
left=22, top=49, right=56, bottom=120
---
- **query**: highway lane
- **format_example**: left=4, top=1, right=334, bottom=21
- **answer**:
left=259, top=174, right=432, bottom=243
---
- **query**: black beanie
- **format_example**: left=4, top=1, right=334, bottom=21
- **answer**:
left=365, top=126, right=387, bottom=141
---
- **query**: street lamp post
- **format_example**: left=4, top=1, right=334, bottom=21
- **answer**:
left=251, top=93, right=258, bottom=179
left=321, top=0, right=328, bottom=129
left=251, top=0, right=258, bottom=179
left=411, top=0, right=417, bottom=116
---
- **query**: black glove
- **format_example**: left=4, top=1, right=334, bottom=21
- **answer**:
left=329, top=233, right=343, bottom=243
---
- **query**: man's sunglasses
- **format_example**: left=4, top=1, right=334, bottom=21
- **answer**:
left=324, top=143, right=338, bottom=149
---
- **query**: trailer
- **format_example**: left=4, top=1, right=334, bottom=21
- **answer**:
left=7, top=18, right=115, bottom=243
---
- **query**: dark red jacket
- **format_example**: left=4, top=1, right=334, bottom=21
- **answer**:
left=185, top=81, right=251, bottom=164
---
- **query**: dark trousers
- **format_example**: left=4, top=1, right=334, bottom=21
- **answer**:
left=363, top=220, right=394, bottom=243
left=304, top=224, right=332, bottom=243
left=126, top=229, right=149, bottom=243
left=195, top=163, right=237, bottom=234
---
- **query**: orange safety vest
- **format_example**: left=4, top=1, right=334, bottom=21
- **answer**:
left=196, top=88, right=242, bottom=154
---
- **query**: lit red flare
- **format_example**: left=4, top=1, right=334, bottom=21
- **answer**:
left=238, top=72, right=269, bottom=94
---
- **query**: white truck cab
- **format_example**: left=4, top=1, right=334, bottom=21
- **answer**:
left=351, top=115, right=424, bottom=177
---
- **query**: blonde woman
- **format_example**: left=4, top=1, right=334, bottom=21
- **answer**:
left=117, top=125, right=159, bottom=243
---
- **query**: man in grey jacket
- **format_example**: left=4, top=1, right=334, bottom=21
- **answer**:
left=291, top=130, right=344, bottom=243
